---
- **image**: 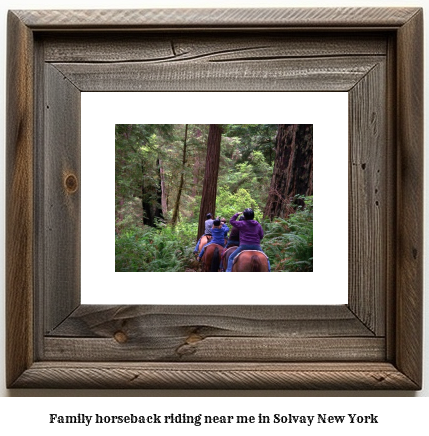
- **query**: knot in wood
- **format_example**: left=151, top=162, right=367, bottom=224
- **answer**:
left=114, top=331, right=128, bottom=343
left=186, top=333, right=203, bottom=344
left=65, top=174, right=78, bottom=193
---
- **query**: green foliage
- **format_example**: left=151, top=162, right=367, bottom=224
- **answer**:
left=221, top=151, right=272, bottom=208
left=115, top=197, right=313, bottom=273
left=218, top=126, right=275, bottom=210
left=116, top=124, right=276, bottom=227
left=115, top=222, right=198, bottom=272
left=261, top=197, right=313, bottom=272
left=223, top=124, right=278, bottom=165
left=115, top=124, right=313, bottom=273
left=115, top=124, right=175, bottom=227
left=215, top=188, right=261, bottom=220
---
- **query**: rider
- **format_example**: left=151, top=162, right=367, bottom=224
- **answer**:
left=224, top=215, right=244, bottom=248
left=204, top=213, right=214, bottom=235
left=225, top=208, right=270, bottom=272
left=220, top=217, right=229, bottom=242
left=219, top=215, right=243, bottom=271
left=193, top=213, right=214, bottom=256
left=198, top=219, right=225, bottom=261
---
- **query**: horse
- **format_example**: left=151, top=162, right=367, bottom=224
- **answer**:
left=201, top=243, right=223, bottom=272
left=197, top=235, right=212, bottom=253
left=232, top=250, right=269, bottom=272
left=221, top=246, right=238, bottom=272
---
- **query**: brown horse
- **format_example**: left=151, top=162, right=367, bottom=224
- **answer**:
left=201, top=243, right=223, bottom=272
left=197, top=235, right=211, bottom=253
left=221, top=246, right=238, bottom=271
left=232, top=250, right=269, bottom=272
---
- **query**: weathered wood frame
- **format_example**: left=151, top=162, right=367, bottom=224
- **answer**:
left=6, top=8, right=423, bottom=390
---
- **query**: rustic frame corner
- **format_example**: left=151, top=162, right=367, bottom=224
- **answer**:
left=6, top=7, right=423, bottom=390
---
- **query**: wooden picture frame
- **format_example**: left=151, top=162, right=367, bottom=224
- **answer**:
left=6, top=8, right=423, bottom=389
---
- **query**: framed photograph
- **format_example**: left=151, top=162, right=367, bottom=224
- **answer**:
left=82, top=92, right=347, bottom=305
left=6, top=7, right=423, bottom=389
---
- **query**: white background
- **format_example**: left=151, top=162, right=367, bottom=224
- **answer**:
left=0, top=0, right=428, bottom=430
left=81, top=92, right=348, bottom=305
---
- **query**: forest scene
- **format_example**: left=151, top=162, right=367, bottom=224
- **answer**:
left=115, top=124, right=313, bottom=272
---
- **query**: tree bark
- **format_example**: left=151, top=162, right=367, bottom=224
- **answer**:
left=142, top=159, right=164, bottom=227
left=197, top=124, right=222, bottom=239
left=171, top=124, right=188, bottom=226
left=141, top=162, right=153, bottom=226
left=159, top=159, right=168, bottom=218
left=154, top=158, right=164, bottom=222
left=263, top=124, right=313, bottom=219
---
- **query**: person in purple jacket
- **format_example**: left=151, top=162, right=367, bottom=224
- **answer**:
left=225, top=208, right=270, bottom=272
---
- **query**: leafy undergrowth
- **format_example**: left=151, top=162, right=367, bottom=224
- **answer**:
left=115, top=222, right=197, bottom=272
left=261, top=197, right=313, bottom=272
left=116, top=197, right=312, bottom=272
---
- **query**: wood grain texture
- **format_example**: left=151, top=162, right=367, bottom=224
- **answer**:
left=6, top=11, right=35, bottom=388
left=11, top=362, right=419, bottom=390
left=33, top=38, right=46, bottom=361
left=47, top=305, right=374, bottom=338
left=42, top=33, right=388, bottom=63
left=385, top=34, right=398, bottom=363
left=6, top=8, right=423, bottom=390
left=348, top=61, right=386, bottom=336
left=52, top=56, right=384, bottom=92
left=395, top=9, right=423, bottom=388
left=44, top=305, right=380, bottom=362
left=43, top=64, right=81, bottom=333
left=44, top=337, right=385, bottom=362
left=14, top=8, right=420, bottom=29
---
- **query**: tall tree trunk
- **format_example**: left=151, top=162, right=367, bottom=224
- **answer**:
left=197, top=124, right=222, bottom=239
left=159, top=159, right=168, bottom=218
left=171, top=124, right=188, bottom=226
left=142, top=160, right=164, bottom=227
left=154, top=158, right=164, bottom=222
left=263, top=124, right=313, bottom=219
left=141, top=162, right=153, bottom=226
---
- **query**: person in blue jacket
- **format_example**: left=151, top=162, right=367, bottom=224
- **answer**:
left=198, top=219, right=226, bottom=260
left=220, top=217, right=229, bottom=242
